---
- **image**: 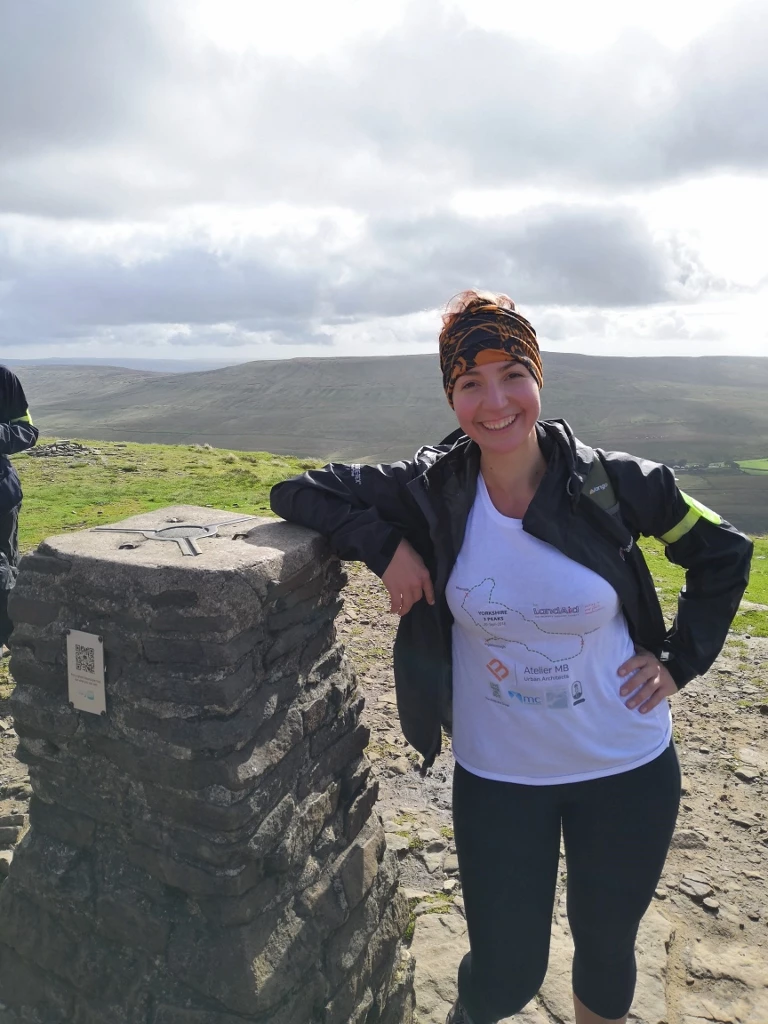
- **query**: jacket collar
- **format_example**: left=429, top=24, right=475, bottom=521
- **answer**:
left=425, top=418, right=591, bottom=504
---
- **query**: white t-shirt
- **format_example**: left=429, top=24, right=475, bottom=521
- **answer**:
left=446, top=475, right=672, bottom=785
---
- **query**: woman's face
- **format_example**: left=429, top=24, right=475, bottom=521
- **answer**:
left=451, top=358, right=541, bottom=455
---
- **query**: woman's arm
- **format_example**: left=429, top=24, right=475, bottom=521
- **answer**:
left=270, top=457, right=426, bottom=578
left=602, top=452, right=753, bottom=687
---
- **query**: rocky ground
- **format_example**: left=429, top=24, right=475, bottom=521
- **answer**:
left=0, top=565, right=766, bottom=1024
left=0, top=666, right=30, bottom=885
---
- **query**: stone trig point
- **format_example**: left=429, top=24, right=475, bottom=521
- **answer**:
left=0, top=507, right=415, bottom=1024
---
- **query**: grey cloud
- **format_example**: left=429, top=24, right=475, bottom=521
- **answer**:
left=0, top=0, right=163, bottom=157
left=667, top=4, right=768, bottom=175
left=3, top=2, right=768, bottom=219
left=499, top=208, right=674, bottom=306
left=164, top=325, right=333, bottom=349
left=534, top=309, right=611, bottom=342
left=335, top=2, right=768, bottom=189
left=331, top=205, right=721, bottom=316
left=0, top=204, right=722, bottom=348
left=534, top=307, right=728, bottom=345
left=2, top=247, right=319, bottom=331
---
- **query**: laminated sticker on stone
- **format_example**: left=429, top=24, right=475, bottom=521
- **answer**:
left=66, top=629, right=106, bottom=715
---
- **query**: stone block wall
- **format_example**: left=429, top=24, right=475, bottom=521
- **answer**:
left=0, top=507, right=415, bottom=1024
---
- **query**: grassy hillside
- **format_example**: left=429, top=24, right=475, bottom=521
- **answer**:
left=5, top=358, right=236, bottom=373
left=10, top=438, right=767, bottom=638
left=18, top=353, right=768, bottom=467
left=17, top=353, right=768, bottom=533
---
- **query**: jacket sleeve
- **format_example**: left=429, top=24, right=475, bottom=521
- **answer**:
left=270, top=458, right=426, bottom=577
left=603, top=452, right=753, bottom=687
left=0, top=369, right=39, bottom=455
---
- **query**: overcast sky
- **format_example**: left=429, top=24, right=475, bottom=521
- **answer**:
left=1, top=0, right=767, bottom=363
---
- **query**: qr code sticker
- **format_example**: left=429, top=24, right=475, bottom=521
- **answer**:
left=75, top=644, right=96, bottom=675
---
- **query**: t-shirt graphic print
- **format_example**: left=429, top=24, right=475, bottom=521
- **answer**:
left=446, top=475, right=672, bottom=784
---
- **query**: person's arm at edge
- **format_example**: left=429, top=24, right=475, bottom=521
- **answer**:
left=0, top=368, right=39, bottom=456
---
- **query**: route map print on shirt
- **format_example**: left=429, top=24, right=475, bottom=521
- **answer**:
left=454, top=576, right=599, bottom=661
left=450, top=574, right=616, bottom=712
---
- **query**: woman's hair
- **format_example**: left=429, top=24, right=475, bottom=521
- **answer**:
left=441, top=290, right=516, bottom=334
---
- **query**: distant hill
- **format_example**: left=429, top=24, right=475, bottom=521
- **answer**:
left=15, top=351, right=768, bottom=534
left=10, top=352, right=768, bottom=532
left=15, top=352, right=768, bottom=465
left=6, top=357, right=239, bottom=373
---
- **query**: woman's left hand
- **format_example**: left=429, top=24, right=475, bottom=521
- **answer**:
left=618, top=648, right=678, bottom=713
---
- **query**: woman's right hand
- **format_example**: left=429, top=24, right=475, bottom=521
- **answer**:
left=381, top=539, right=435, bottom=616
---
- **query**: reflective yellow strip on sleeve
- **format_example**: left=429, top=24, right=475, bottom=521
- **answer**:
left=11, top=409, right=33, bottom=425
left=659, top=491, right=722, bottom=545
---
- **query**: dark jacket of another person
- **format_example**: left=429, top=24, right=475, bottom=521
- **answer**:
left=0, top=365, right=39, bottom=515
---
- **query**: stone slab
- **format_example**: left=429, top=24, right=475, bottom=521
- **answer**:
left=39, top=506, right=328, bottom=587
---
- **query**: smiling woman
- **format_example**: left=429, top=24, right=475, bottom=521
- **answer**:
left=271, top=288, right=753, bottom=1024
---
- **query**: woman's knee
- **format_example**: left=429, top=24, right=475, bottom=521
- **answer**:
left=569, top=913, right=639, bottom=969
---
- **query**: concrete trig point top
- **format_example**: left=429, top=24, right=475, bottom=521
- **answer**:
left=52, top=504, right=331, bottom=586
left=93, top=513, right=261, bottom=555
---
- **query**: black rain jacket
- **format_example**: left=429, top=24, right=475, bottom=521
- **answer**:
left=271, top=419, right=753, bottom=770
left=0, top=365, right=39, bottom=516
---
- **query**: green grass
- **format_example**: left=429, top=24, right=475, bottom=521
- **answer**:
left=13, top=437, right=319, bottom=552
left=393, top=812, right=418, bottom=827
left=639, top=534, right=768, bottom=637
left=738, top=458, right=768, bottom=475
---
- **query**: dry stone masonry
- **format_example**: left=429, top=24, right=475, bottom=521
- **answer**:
left=0, top=506, right=415, bottom=1024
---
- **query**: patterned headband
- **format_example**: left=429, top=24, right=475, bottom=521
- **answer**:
left=439, top=304, right=543, bottom=406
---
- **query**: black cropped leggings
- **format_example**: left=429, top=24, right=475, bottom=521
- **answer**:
left=453, top=743, right=680, bottom=1023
